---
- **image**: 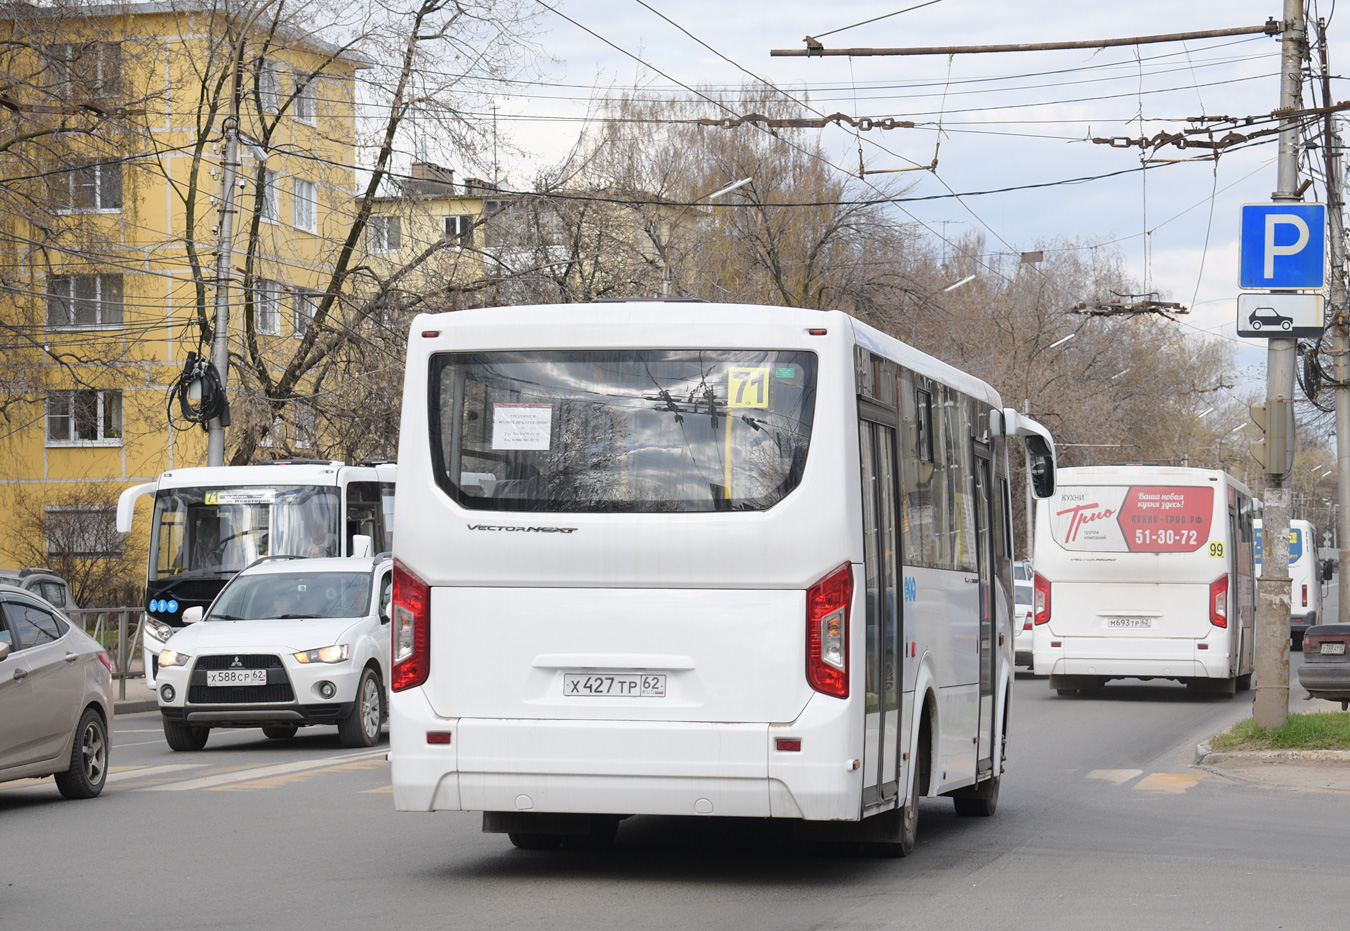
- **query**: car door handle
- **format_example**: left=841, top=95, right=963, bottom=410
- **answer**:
left=13, top=667, right=27, bottom=680
left=65, top=652, right=79, bottom=663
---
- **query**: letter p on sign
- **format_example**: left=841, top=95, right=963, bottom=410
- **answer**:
left=1240, top=203, right=1325, bottom=289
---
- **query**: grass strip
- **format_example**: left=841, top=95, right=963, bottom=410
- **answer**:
left=1209, top=711, right=1350, bottom=751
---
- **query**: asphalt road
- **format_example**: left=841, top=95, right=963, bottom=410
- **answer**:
left=3, top=669, right=1347, bottom=931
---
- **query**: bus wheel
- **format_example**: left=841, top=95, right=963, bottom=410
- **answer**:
left=953, top=774, right=1000, bottom=817
left=508, top=833, right=562, bottom=850
left=1236, top=673, right=1253, bottom=692
left=1055, top=688, right=1078, bottom=697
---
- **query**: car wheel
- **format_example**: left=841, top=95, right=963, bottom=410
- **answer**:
left=263, top=726, right=298, bottom=739
left=163, top=716, right=209, bottom=751
left=54, top=707, right=109, bottom=799
left=338, top=667, right=383, bottom=748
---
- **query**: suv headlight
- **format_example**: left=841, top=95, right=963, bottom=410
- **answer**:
left=294, top=644, right=350, bottom=664
left=159, top=650, right=191, bottom=667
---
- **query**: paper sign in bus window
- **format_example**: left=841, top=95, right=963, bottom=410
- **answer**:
left=728, top=367, right=770, bottom=408
left=492, top=403, right=553, bottom=450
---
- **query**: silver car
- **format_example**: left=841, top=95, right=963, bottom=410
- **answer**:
left=0, top=585, right=114, bottom=798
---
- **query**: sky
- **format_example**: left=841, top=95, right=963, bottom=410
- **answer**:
left=464, top=1, right=1343, bottom=393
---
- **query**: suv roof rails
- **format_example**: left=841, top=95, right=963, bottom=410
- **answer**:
left=243, top=555, right=306, bottom=571
left=18, top=567, right=55, bottom=577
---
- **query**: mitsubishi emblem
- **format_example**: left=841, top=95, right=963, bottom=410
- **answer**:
left=230, top=656, right=243, bottom=668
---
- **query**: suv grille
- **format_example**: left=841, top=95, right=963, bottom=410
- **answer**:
left=188, top=653, right=294, bottom=704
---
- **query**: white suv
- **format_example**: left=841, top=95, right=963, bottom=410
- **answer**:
left=155, top=556, right=391, bottom=750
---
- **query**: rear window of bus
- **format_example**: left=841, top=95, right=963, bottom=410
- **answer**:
left=428, top=350, right=818, bottom=512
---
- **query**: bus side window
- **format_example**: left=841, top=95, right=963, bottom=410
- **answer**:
left=346, top=482, right=382, bottom=555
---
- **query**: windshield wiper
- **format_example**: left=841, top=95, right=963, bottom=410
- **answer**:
left=275, top=613, right=322, bottom=619
left=208, top=613, right=244, bottom=620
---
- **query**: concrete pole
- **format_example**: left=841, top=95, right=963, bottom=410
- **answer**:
left=206, top=45, right=246, bottom=467
left=1253, top=0, right=1305, bottom=728
left=1318, top=21, right=1350, bottom=623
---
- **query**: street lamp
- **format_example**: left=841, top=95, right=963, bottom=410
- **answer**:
left=1048, top=332, right=1076, bottom=349
left=661, top=177, right=752, bottom=298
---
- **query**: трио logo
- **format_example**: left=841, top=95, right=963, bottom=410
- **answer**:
left=1057, top=502, right=1115, bottom=542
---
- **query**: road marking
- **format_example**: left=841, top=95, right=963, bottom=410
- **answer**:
left=107, top=764, right=206, bottom=784
left=362, top=785, right=393, bottom=794
left=139, top=749, right=386, bottom=792
left=113, top=729, right=165, bottom=734
left=1087, top=769, right=1143, bottom=785
left=207, top=758, right=387, bottom=792
left=1134, top=773, right=1204, bottom=794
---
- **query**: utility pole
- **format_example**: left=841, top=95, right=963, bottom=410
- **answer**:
left=206, top=44, right=246, bottom=467
left=1318, top=19, right=1350, bottom=624
left=1253, top=0, right=1306, bottom=729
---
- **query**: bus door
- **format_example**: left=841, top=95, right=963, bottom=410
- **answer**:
left=859, top=412, right=903, bottom=808
left=972, top=442, right=995, bottom=775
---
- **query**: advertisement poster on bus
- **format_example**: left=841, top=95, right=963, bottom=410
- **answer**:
left=1049, top=486, right=1214, bottom=553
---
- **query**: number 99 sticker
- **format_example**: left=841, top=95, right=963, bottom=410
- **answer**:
left=728, top=367, right=770, bottom=408
left=1208, top=541, right=1225, bottom=558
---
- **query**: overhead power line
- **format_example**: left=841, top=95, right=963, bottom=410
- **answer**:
left=773, top=20, right=1283, bottom=57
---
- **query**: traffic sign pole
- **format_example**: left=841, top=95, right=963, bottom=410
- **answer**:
left=1253, top=0, right=1305, bottom=730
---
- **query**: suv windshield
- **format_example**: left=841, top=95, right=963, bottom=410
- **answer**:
left=429, top=350, right=818, bottom=512
left=208, top=571, right=371, bottom=621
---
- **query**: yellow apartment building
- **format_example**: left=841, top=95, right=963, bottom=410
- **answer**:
left=0, top=1, right=362, bottom=601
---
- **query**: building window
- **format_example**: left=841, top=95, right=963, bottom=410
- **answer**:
left=444, top=214, right=474, bottom=248
left=47, top=42, right=122, bottom=96
left=257, top=59, right=281, bottom=113
left=294, top=292, right=317, bottom=338
left=46, top=505, right=123, bottom=559
left=50, top=162, right=122, bottom=211
left=46, top=274, right=123, bottom=327
left=261, top=170, right=279, bottom=224
left=369, top=216, right=401, bottom=253
left=293, top=178, right=316, bottom=232
left=294, top=72, right=315, bottom=123
left=255, top=280, right=281, bottom=335
left=46, top=389, right=122, bottom=445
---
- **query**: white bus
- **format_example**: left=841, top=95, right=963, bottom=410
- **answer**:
left=1254, top=518, right=1324, bottom=645
left=1031, top=465, right=1256, bottom=696
left=116, top=460, right=395, bottom=687
left=387, top=302, right=1057, bottom=854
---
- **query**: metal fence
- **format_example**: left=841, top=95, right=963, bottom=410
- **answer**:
left=67, top=607, right=145, bottom=700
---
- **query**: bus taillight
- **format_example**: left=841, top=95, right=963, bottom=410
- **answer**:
left=392, top=558, right=431, bottom=691
left=1209, top=575, right=1229, bottom=628
left=1033, top=572, right=1051, bottom=625
left=806, top=563, right=852, bottom=698
left=1302, top=584, right=1308, bottom=608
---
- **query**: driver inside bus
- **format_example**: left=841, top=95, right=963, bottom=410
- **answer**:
left=303, top=516, right=338, bottom=557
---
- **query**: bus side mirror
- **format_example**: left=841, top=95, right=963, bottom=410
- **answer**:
left=1025, top=435, right=1056, bottom=499
left=182, top=606, right=204, bottom=625
left=1324, top=559, right=1337, bottom=582
left=351, top=534, right=373, bottom=558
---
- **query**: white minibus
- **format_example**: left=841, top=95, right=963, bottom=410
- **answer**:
left=388, top=302, right=1057, bottom=855
left=1031, top=465, right=1256, bottom=696
left=1254, top=518, right=1324, bottom=645
left=117, top=460, right=395, bottom=687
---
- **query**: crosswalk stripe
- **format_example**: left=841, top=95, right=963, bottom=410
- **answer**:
left=107, top=764, right=206, bottom=783
left=1087, top=769, right=1144, bottom=785
left=1133, top=773, right=1204, bottom=794
left=139, top=749, right=386, bottom=792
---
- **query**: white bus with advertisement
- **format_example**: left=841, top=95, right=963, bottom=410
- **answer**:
left=1031, top=465, right=1256, bottom=696
left=116, top=461, right=395, bottom=688
left=1254, top=517, right=1324, bottom=646
left=387, top=301, right=1057, bottom=854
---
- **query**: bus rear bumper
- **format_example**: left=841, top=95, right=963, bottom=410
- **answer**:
left=389, top=691, right=862, bottom=821
left=1033, top=637, right=1233, bottom=680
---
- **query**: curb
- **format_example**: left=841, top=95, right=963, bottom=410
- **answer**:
left=115, top=698, right=159, bottom=714
left=1195, top=740, right=1350, bottom=765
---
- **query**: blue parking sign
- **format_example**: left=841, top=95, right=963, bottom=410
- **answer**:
left=1240, top=203, right=1326, bottom=289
